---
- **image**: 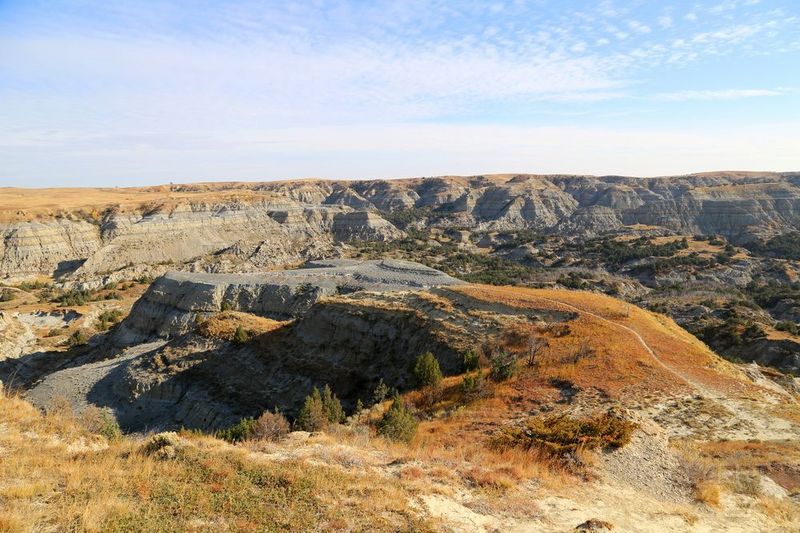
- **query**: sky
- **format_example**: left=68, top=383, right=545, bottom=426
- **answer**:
left=1, top=0, right=799, bottom=187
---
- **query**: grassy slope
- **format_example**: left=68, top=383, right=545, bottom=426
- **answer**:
left=0, top=395, right=428, bottom=532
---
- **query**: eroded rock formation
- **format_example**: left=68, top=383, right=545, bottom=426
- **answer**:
left=3, top=172, right=800, bottom=282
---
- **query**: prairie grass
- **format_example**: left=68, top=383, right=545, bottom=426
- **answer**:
left=0, top=393, right=430, bottom=532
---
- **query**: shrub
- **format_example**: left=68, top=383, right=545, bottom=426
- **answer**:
left=96, top=308, right=123, bottom=331
left=216, top=417, right=258, bottom=443
left=377, top=396, right=418, bottom=443
left=371, top=379, right=390, bottom=405
left=461, top=370, right=487, bottom=400
left=0, top=288, right=15, bottom=302
left=296, top=387, right=327, bottom=432
left=489, top=350, right=517, bottom=381
left=493, top=412, right=636, bottom=455
left=321, top=384, right=344, bottom=424
left=220, top=301, right=232, bottom=311
left=68, top=329, right=89, bottom=347
left=142, top=432, right=183, bottom=460
left=414, top=352, right=443, bottom=389
left=776, top=321, right=800, bottom=335
left=55, top=289, right=91, bottom=307
left=463, top=350, right=480, bottom=372
left=252, top=410, right=290, bottom=441
left=80, top=407, right=122, bottom=441
left=233, top=324, right=249, bottom=344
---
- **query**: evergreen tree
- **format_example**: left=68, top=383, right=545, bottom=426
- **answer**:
left=321, top=384, right=344, bottom=424
left=372, top=379, right=389, bottom=405
left=377, top=395, right=418, bottom=443
left=296, top=387, right=327, bottom=431
left=414, top=352, right=443, bottom=389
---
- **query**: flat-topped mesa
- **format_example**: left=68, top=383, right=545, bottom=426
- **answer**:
left=115, top=259, right=464, bottom=344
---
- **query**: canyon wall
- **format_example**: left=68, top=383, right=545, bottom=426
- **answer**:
left=3, top=172, right=800, bottom=281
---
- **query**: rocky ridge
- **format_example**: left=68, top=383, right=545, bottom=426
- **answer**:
left=3, top=172, right=800, bottom=282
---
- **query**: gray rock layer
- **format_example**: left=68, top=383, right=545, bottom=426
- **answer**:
left=4, top=172, right=800, bottom=280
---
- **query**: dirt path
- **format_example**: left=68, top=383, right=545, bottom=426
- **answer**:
left=536, top=296, right=712, bottom=395
left=535, top=295, right=800, bottom=441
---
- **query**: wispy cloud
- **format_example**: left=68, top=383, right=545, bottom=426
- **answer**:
left=650, top=89, right=786, bottom=101
left=0, top=0, right=798, bottom=184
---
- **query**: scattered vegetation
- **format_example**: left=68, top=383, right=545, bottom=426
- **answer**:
left=0, top=394, right=427, bottom=531
left=581, top=236, right=689, bottom=268
left=232, top=324, right=249, bottom=344
left=489, top=350, right=518, bottom=381
left=493, top=412, right=636, bottom=456
left=67, top=329, right=90, bottom=347
left=679, top=452, right=722, bottom=507
left=414, top=352, right=443, bottom=389
left=371, top=379, right=390, bottom=406
left=463, top=350, right=481, bottom=372
left=0, top=288, right=16, bottom=302
left=55, top=289, right=92, bottom=307
left=460, top=370, right=488, bottom=401
left=96, top=308, right=123, bottom=331
left=377, top=395, right=418, bottom=443
left=216, top=417, right=259, bottom=443
left=216, top=410, right=291, bottom=443
left=747, top=231, right=800, bottom=260
left=296, top=385, right=344, bottom=432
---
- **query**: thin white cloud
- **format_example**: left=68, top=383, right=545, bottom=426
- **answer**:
left=0, top=0, right=798, bottom=185
left=650, top=88, right=785, bottom=101
left=628, top=20, right=651, bottom=34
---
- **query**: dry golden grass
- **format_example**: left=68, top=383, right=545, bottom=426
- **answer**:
left=694, top=439, right=800, bottom=493
left=0, top=392, right=431, bottom=532
left=0, top=185, right=290, bottom=223
left=676, top=449, right=723, bottom=507
left=451, top=284, right=765, bottom=399
left=758, top=496, right=800, bottom=525
left=196, top=311, right=288, bottom=341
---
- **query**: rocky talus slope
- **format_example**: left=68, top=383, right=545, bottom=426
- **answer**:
left=3, top=172, right=800, bottom=282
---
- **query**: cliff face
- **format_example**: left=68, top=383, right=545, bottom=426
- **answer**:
left=2, top=172, right=800, bottom=280
left=114, top=260, right=465, bottom=344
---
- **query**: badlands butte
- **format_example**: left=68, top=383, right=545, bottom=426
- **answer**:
left=1, top=172, right=800, bottom=531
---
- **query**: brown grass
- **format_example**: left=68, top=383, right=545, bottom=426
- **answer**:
left=196, top=311, right=288, bottom=341
left=694, top=439, right=800, bottom=493
left=677, top=452, right=722, bottom=507
left=452, top=284, right=767, bottom=399
left=0, top=393, right=431, bottom=532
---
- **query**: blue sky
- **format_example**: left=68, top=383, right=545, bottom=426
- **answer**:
left=1, top=0, right=799, bottom=186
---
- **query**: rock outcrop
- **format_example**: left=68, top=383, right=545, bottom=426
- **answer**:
left=3, top=172, right=800, bottom=282
left=114, top=259, right=464, bottom=344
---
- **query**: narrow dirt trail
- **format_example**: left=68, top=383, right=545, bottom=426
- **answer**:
left=532, top=293, right=800, bottom=441
left=535, top=295, right=717, bottom=397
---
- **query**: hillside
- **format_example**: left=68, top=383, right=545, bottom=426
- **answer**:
left=3, top=175, right=800, bottom=531
left=1, top=280, right=799, bottom=531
